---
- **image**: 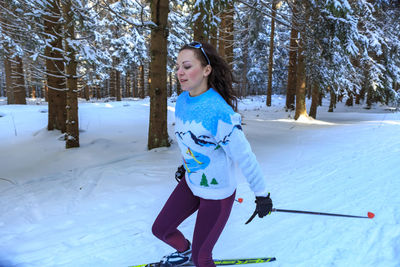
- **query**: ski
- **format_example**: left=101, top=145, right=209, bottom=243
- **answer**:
left=209, top=257, right=276, bottom=265
left=130, top=257, right=276, bottom=267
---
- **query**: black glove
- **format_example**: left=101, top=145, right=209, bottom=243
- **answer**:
left=175, top=165, right=186, bottom=183
left=245, top=193, right=273, bottom=224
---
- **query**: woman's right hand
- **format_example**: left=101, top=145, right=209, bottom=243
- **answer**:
left=245, top=193, right=273, bottom=224
left=175, top=165, right=186, bottom=183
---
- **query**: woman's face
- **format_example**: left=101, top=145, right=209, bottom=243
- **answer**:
left=176, top=49, right=211, bottom=96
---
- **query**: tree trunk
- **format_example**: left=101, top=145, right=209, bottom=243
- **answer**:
left=0, top=0, right=14, bottom=104
left=96, top=84, right=101, bottom=99
left=132, top=70, right=138, bottom=97
left=4, top=55, right=14, bottom=104
left=109, top=67, right=116, bottom=98
left=177, top=78, right=182, bottom=95
left=328, top=86, right=336, bottom=112
left=32, top=85, right=36, bottom=98
left=148, top=0, right=170, bottom=150
left=309, top=82, right=319, bottom=119
left=116, top=69, right=121, bottom=101
left=83, top=84, right=90, bottom=101
left=286, top=5, right=298, bottom=111
left=366, top=85, right=373, bottom=109
left=240, top=17, right=249, bottom=98
left=294, top=1, right=309, bottom=120
left=169, top=72, right=173, bottom=97
left=358, top=84, right=367, bottom=105
left=139, top=64, right=145, bottom=98
left=44, top=80, right=48, bottom=102
left=13, top=56, right=27, bottom=104
left=224, top=2, right=234, bottom=71
left=218, top=14, right=226, bottom=58
left=125, top=73, right=131, bottom=97
left=267, top=0, right=278, bottom=106
left=209, top=2, right=218, bottom=48
left=345, top=93, right=353, bottom=106
left=63, top=0, right=79, bottom=148
left=306, top=82, right=312, bottom=100
left=294, top=32, right=308, bottom=120
left=45, top=0, right=66, bottom=132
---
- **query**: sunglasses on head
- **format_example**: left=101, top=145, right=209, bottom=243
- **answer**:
left=187, top=41, right=211, bottom=66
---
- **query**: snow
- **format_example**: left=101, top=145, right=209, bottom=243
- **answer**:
left=0, top=95, right=399, bottom=267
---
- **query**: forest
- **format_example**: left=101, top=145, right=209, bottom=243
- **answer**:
left=1, top=1, right=400, bottom=266
left=1, top=0, right=399, bottom=149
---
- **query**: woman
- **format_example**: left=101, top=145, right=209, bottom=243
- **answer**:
left=152, top=41, right=273, bottom=267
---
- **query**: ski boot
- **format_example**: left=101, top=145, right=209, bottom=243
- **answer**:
left=160, top=240, right=192, bottom=266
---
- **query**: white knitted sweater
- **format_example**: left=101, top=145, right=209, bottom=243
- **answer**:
left=175, top=88, right=268, bottom=200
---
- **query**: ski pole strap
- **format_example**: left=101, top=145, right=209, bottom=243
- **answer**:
left=245, top=210, right=258, bottom=224
left=272, top=208, right=375, bottom=219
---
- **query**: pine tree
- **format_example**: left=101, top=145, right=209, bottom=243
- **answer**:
left=0, top=0, right=26, bottom=104
left=193, top=0, right=209, bottom=42
left=200, top=173, right=209, bottom=187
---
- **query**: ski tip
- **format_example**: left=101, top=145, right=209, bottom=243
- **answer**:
left=368, top=212, right=375, bottom=219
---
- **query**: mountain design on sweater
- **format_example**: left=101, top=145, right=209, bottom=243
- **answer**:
left=175, top=125, right=242, bottom=175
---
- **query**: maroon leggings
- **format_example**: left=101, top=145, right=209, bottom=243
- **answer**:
left=152, top=178, right=235, bottom=267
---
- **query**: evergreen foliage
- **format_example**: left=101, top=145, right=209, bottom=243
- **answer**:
left=0, top=0, right=399, bottom=143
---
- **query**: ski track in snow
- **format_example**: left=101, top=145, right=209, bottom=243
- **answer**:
left=0, top=97, right=400, bottom=267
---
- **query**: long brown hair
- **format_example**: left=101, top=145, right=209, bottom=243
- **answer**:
left=179, top=42, right=237, bottom=111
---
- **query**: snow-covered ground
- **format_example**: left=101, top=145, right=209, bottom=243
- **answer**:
left=0, top=95, right=399, bottom=267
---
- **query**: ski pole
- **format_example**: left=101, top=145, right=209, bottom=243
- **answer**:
left=272, top=208, right=375, bottom=219
left=235, top=198, right=244, bottom=203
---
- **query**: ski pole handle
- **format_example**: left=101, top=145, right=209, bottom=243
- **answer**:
left=272, top=208, right=375, bottom=219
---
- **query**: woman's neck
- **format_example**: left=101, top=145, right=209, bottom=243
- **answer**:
left=189, top=82, right=209, bottom=97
